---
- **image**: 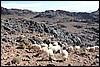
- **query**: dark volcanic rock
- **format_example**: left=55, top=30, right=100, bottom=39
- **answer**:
left=29, top=21, right=68, bottom=40
left=45, top=10, right=54, bottom=13
left=1, top=7, right=35, bottom=15
left=80, top=43, right=93, bottom=48
left=1, top=37, right=11, bottom=43
left=28, top=38, right=36, bottom=44
left=2, top=25, right=11, bottom=31
left=43, top=39, right=50, bottom=45
left=29, top=22, right=44, bottom=33
left=1, top=7, right=12, bottom=15
left=74, top=25, right=83, bottom=28
left=91, top=27, right=99, bottom=33
left=1, top=7, right=99, bottom=23
left=34, top=13, right=55, bottom=18
left=47, top=64, right=55, bottom=66
left=2, top=37, right=8, bottom=42
left=1, top=17, right=84, bottom=46
left=95, top=40, right=99, bottom=46
left=31, top=36, right=42, bottom=44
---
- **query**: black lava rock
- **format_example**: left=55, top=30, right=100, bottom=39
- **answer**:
left=43, top=39, right=50, bottom=45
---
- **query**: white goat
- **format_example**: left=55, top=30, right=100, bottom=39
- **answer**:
left=40, top=46, right=54, bottom=56
left=47, top=49, right=54, bottom=56
left=40, top=46, right=48, bottom=52
left=41, top=43, right=48, bottom=47
left=49, top=44, right=61, bottom=53
left=94, top=46, right=99, bottom=51
left=62, top=50, right=68, bottom=61
left=32, top=44, right=41, bottom=49
left=68, top=46, right=73, bottom=52
left=53, top=41, right=58, bottom=46
left=86, top=47, right=90, bottom=50
left=74, top=46, right=80, bottom=50
left=86, top=46, right=95, bottom=52
left=89, top=47, right=95, bottom=52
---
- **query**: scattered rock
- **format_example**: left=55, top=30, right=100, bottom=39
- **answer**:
left=28, top=38, right=36, bottom=44
left=74, top=25, right=83, bottom=28
left=95, top=40, right=99, bottom=46
left=11, top=57, right=20, bottom=64
left=2, top=37, right=8, bottom=42
left=68, top=64, right=71, bottom=66
left=5, top=62, right=10, bottom=65
left=47, top=64, right=55, bottom=66
left=1, top=7, right=99, bottom=66
left=95, top=55, right=99, bottom=58
left=43, top=39, right=50, bottom=45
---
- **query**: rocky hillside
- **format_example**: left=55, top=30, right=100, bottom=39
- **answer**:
left=1, top=7, right=99, bottom=22
left=92, top=8, right=99, bottom=15
left=1, top=7, right=35, bottom=15
left=1, top=7, right=99, bottom=66
left=91, top=8, right=99, bottom=22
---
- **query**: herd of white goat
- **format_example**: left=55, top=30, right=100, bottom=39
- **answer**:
left=30, top=41, right=99, bottom=61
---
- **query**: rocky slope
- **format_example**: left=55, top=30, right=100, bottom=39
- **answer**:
left=1, top=7, right=36, bottom=15
left=1, top=7, right=99, bottom=66
left=1, top=7, right=99, bottom=22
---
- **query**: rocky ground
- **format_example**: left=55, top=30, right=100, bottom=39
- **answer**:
left=1, top=7, right=99, bottom=66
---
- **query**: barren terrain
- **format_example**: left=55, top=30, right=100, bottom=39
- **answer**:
left=1, top=7, right=99, bottom=66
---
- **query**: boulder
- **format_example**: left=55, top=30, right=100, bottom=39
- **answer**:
left=43, top=39, right=50, bottom=45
